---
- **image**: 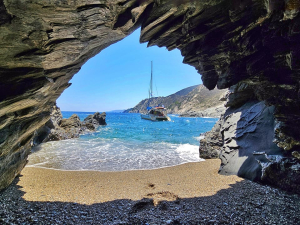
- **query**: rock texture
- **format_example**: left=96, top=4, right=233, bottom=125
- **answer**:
left=32, top=104, right=64, bottom=144
left=1, top=0, right=300, bottom=192
left=180, top=104, right=226, bottom=118
left=124, top=84, right=226, bottom=116
left=199, top=119, right=223, bottom=159
left=200, top=86, right=300, bottom=193
left=33, top=105, right=106, bottom=144
left=83, top=112, right=107, bottom=128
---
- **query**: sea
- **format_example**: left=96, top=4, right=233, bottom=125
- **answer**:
left=27, top=112, right=218, bottom=171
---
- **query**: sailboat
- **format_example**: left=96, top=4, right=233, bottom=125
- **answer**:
left=141, top=61, right=171, bottom=121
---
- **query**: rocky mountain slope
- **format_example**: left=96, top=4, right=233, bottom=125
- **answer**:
left=1, top=0, right=300, bottom=194
left=124, top=85, right=227, bottom=116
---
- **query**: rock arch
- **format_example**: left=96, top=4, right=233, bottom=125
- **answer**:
left=1, top=0, right=300, bottom=192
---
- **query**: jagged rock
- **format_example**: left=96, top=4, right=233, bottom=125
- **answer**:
left=81, top=112, right=106, bottom=131
left=83, top=112, right=107, bottom=126
left=55, top=112, right=106, bottom=139
left=33, top=106, right=106, bottom=144
left=60, top=114, right=81, bottom=128
left=258, top=155, right=300, bottom=193
left=199, top=119, right=223, bottom=159
left=273, top=119, right=300, bottom=151
left=32, top=104, right=63, bottom=144
left=1, top=0, right=300, bottom=193
left=58, top=114, right=82, bottom=138
left=225, top=82, right=255, bottom=108
left=83, top=122, right=96, bottom=131
left=50, top=105, right=63, bottom=126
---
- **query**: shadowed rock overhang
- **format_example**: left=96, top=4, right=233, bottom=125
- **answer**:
left=1, top=0, right=300, bottom=192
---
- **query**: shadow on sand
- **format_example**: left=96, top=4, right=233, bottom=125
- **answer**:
left=1, top=176, right=300, bottom=224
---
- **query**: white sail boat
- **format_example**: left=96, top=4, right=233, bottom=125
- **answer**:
left=141, top=61, right=171, bottom=121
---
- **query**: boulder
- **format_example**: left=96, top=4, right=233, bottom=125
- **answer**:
left=83, top=112, right=107, bottom=126
left=59, top=114, right=81, bottom=129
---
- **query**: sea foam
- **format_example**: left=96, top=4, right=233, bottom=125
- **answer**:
left=27, top=112, right=216, bottom=171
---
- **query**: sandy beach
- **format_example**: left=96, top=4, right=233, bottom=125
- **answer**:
left=1, top=159, right=300, bottom=224
left=19, top=159, right=242, bottom=205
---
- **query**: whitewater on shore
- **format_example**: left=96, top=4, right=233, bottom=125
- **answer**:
left=27, top=112, right=218, bottom=171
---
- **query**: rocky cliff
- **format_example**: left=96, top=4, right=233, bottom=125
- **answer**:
left=200, top=84, right=300, bottom=193
left=1, top=0, right=300, bottom=193
left=124, top=84, right=226, bottom=116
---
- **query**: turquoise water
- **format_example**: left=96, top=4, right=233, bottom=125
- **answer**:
left=28, top=112, right=218, bottom=171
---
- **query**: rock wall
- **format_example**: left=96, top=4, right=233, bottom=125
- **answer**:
left=200, top=84, right=300, bottom=193
left=1, top=0, right=300, bottom=192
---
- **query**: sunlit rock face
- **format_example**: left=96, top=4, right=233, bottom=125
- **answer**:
left=1, top=0, right=300, bottom=192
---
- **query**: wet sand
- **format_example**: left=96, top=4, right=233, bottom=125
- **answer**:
left=19, top=159, right=242, bottom=204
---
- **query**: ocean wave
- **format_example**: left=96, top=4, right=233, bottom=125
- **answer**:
left=194, top=134, right=205, bottom=141
left=28, top=140, right=204, bottom=171
left=27, top=114, right=215, bottom=171
left=175, top=143, right=204, bottom=162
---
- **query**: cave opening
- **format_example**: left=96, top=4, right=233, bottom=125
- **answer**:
left=56, top=29, right=200, bottom=112
left=28, top=29, right=222, bottom=172
left=2, top=2, right=300, bottom=223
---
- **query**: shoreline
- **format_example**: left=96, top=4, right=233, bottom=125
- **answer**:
left=25, top=159, right=205, bottom=173
left=1, top=159, right=300, bottom=224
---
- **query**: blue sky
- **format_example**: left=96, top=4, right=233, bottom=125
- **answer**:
left=57, top=29, right=202, bottom=112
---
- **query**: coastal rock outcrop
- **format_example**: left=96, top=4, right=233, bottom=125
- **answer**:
left=83, top=112, right=107, bottom=128
left=33, top=105, right=106, bottom=144
left=58, top=112, right=107, bottom=138
left=1, top=0, right=300, bottom=193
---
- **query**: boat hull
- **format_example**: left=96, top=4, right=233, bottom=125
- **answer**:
left=141, top=114, right=170, bottom=121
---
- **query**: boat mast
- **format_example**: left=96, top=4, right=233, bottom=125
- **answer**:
left=150, top=61, right=153, bottom=98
